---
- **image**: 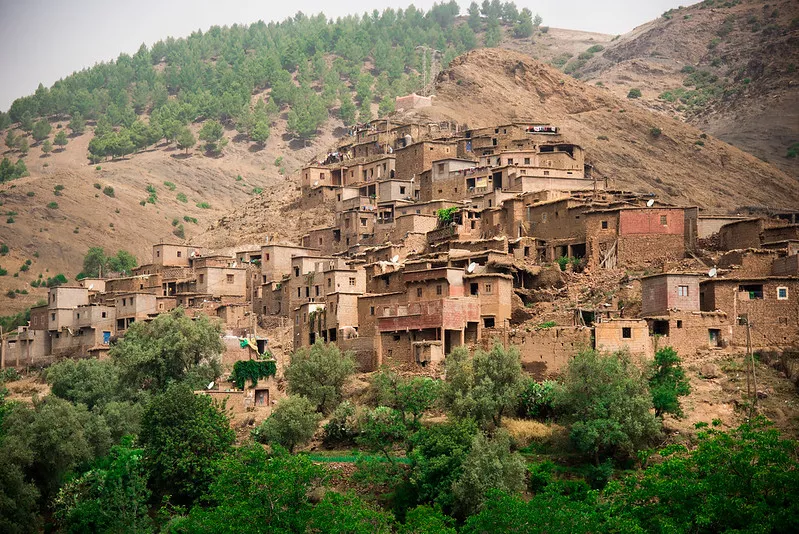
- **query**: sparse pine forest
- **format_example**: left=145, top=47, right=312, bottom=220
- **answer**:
left=0, top=1, right=541, bottom=166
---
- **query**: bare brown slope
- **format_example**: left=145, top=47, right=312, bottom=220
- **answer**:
left=571, top=0, right=799, bottom=176
left=0, top=114, right=340, bottom=314
left=401, top=48, right=798, bottom=210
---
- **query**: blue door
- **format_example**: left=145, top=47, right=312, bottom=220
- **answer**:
left=103, top=331, right=111, bottom=344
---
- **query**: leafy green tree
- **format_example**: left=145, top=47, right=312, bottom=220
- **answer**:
left=41, top=140, right=52, bottom=155
left=399, top=505, right=457, bottom=534
left=81, top=246, right=108, bottom=278
left=198, top=120, right=225, bottom=154
left=306, top=491, right=394, bottom=533
left=441, top=343, right=524, bottom=429
left=285, top=341, right=356, bottom=413
left=373, top=368, right=440, bottom=429
left=484, top=18, right=502, bottom=47
left=107, top=249, right=137, bottom=275
left=253, top=395, right=320, bottom=453
left=68, top=114, right=86, bottom=135
left=16, top=137, right=29, bottom=156
left=339, top=90, right=357, bottom=126
left=31, top=119, right=52, bottom=143
left=451, top=430, right=526, bottom=518
left=608, top=418, right=799, bottom=533
left=5, top=130, right=16, bottom=150
left=175, top=445, right=323, bottom=533
left=53, top=438, right=152, bottom=534
left=404, top=418, right=478, bottom=513
left=378, top=96, right=395, bottom=117
left=19, top=112, right=34, bottom=133
left=249, top=117, right=270, bottom=146
left=54, top=129, right=68, bottom=149
left=356, top=406, right=408, bottom=463
left=554, top=350, right=660, bottom=463
left=514, top=8, right=535, bottom=38
left=140, top=383, right=234, bottom=505
left=467, top=2, right=482, bottom=30
left=649, top=346, right=690, bottom=417
left=110, top=308, right=223, bottom=392
left=175, top=127, right=196, bottom=154
left=47, top=358, right=122, bottom=410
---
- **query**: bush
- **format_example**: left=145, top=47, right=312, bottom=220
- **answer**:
left=253, top=395, right=321, bottom=453
left=196, top=202, right=210, bottom=209
left=0, top=244, right=7, bottom=255
left=176, top=192, right=187, bottom=203
left=627, top=88, right=642, bottom=99
left=183, top=215, right=198, bottom=224
left=163, top=181, right=176, bottom=190
left=102, top=186, right=115, bottom=197
left=46, top=201, right=58, bottom=209
left=26, top=191, right=35, bottom=197
left=323, top=400, right=360, bottom=445
left=597, top=135, right=609, bottom=141
left=95, top=165, right=101, bottom=170
left=650, top=127, right=662, bottom=138
left=172, top=224, right=185, bottom=239
left=93, top=182, right=101, bottom=189
left=518, top=379, right=558, bottom=419
left=285, top=341, right=356, bottom=414
left=586, top=44, right=605, bottom=53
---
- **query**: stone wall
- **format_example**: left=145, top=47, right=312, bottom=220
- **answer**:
left=507, top=326, right=593, bottom=379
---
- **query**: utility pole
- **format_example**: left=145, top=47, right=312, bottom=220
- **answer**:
left=743, top=316, right=758, bottom=419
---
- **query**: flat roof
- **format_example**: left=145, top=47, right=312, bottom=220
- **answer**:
left=701, top=276, right=799, bottom=284
left=640, top=272, right=702, bottom=280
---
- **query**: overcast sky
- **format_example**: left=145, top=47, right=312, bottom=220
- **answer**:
left=0, top=0, right=687, bottom=111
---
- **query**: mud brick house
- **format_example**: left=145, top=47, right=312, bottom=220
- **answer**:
left=715, top=218, right=798, bottom=251
left=641, top=273, right=701, bottom=317
left=395, top=140, right=460, bottom=182
left=700, top=276, right=799, bottom=348
left=594, top=318, right=654, bottom=358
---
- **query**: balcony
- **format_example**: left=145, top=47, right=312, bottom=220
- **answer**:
left=377, top=297, right=479, bottom=332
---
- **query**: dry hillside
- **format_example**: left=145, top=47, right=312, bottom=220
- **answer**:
left=568, top=0, right=799, bottom=177
left=200, top=47, right=799, bottom=250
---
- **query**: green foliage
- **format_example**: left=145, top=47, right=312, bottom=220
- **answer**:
left=229, top=358, right=276, bottom=389
left=285, top=341, right=356, bottom=413
left=103, top=185, right=115, bottom=197
left=399, top=505, right=457, bottom=534
left=323, top=400, right=360, bottom=445
left=141, top=383, right=234, bottom=505
left=451, top=430, right=526, bottom=518
left=650, top=127, right=662, bottom=138
left=45, top=273, right=68, bottom=287
left=649, top=346, right=690, bottom=417
left=306, top=491, right=394, bottom=533
left=110, top=308, right=223, bottom=392
left=627, top=88, right=642, bottom=99
left=518, top=379, right=558, bottom=419
left=554, top=350, right=660, bottom=462
left=373, top=368, right=440, bottom=429
left=196, top=202, right=210, bottom=209
left=357, top=406, right=409, bottom=462
left=32, top=119, right=52, bottom=142
left=175, top=127, right=196, bottom=153
left=607, top=417, right=799, bottom=532
left=435, top=206, right=459, bottom=225
left=41, top=140, right=53, bottom=155
left=163, top=181, right=176, bottom=190
left=80, top=247, right=137, bottom=278
left=46, top=358, right=123, bottom=410
left=441, top=343, right=524, bottom=429
left=183, top=215, right=197, bottom=224
left=175, top=445, right=323, bottom=533
left=176, top=192, right=187, bottom=203
left=47, top=201, right=59, bottom=209
left=198, top=120, right=225, bottom=154
left=253, top=395, right=321, bottom=453
left=0, top=158, right=29, bottom=183
left=787, top=142, right=799, bottom=159
left=403, top=418, right=479, bottom=514
left=54, top=129, right=68, bottom=148
left=53, top=438, right=152, bottom=534
left=68, top=114, right=86, bottom=135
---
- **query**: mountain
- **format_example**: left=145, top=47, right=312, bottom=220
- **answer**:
left=564, top=0, right=799, bottom=177
left=200, top=47, right=799, bottom=251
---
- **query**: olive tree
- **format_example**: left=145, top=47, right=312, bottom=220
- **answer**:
left=285, top=341, right=355, bottom=413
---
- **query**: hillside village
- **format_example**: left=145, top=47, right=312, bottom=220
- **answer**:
left=4, top=114, right=797, bottom=420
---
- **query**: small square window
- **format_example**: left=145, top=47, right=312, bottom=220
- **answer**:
left=484, top=283, right=492, bottom=293
left=349, top=277, right=356, bottom=286
left=660, top=215, right=668, bottom=225
left=436, top=285, right=443, bottom=296
left=678, top=285, right=689, bottom=297
left=177, top=251, right=182, bottom=258
left=777, top=287, right=788, bottom=300
left=101, top=312, right=107, bottom=318
left=417, top=287, right=423, bottom=297
left=601, top=220, right=608, bottom=229
left=676, top=320, right=683, bottom=329
left=370, top=306, right=375, bottom=316
left=622, top=327, right=632, bottom=339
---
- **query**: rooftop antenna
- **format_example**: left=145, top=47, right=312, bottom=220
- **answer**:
left=646, top=199, right=655, bottom=207
left=467, top=262, right=477, bottom=273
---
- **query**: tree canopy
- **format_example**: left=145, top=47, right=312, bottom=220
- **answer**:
left=285, top=341, right=356, bottom=414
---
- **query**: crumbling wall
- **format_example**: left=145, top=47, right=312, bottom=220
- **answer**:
left=508, top=327, right=592, bottom=379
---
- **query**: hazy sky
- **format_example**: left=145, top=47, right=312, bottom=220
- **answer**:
left=0, top=0, right=686, bottom=111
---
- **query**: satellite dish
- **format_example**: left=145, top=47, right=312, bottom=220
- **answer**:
left=646, top=199, right=655, bottom=207
left=232, top=261, right=237, bottom=268
left=190, top=251, right=196, bottom=257
left=708, top=268, right=717, bottom=278
left=313, top=180, right=319, bottom=186
left=467, top=262, right=477, bottom=273
left=207, top=381, right=215, bottom=390
left=88, top=284, right=94, bottom=290
left=391, top=255, right=400, bottom=263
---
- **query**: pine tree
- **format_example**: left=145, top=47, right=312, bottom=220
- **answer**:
left=68, top=113, right=86, bottom=136
left=54, top=130, right=68, bottom=149
left=32, top=119, right=52, bottom=143
left=41, top=140, right=53, bottom=156
left=176, top=127, right=196, bottom=154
